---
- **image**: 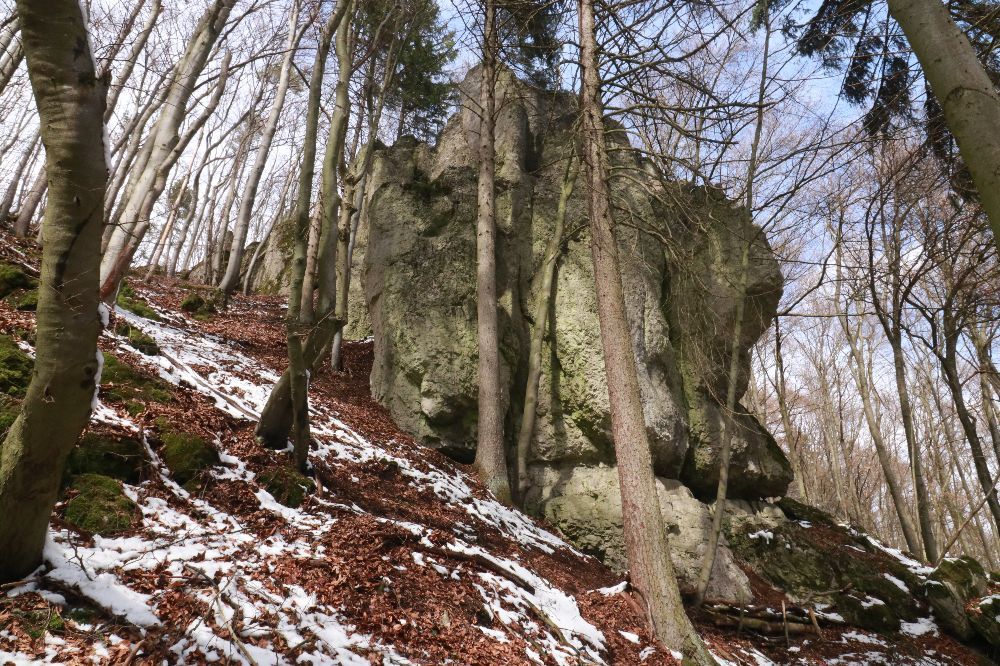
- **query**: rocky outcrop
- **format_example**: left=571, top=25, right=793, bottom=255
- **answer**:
left=355, top=69, right=790, bottom=601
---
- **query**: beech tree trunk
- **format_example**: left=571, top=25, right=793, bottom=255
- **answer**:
left=0, top=0, right=107, bottom=583
left=577, top=0, right=713, bottom=660
left=256, top=4, right=346, bottom=448
left=471, top=0, right=511, bottom=505
left=886, top=0, right=1000, bottom=244
left=12, top=166, right=45, bottom=237
left=0, top=15, right=22, bottom=97
left=3, top=135, right=39, bottom=231
left=100, top=0, right=235, bottom=301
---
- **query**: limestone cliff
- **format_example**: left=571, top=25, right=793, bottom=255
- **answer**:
left=349, top=70, right=793, bottom=600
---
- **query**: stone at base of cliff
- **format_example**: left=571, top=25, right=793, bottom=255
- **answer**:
left=923, top=556, right=990, bottom=642
left=970, top=594, right=1000, bottom=647
left=528, top=464, right=756, bottom=603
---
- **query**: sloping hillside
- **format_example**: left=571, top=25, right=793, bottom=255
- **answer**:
left=0, top=235, right=992, bottom=665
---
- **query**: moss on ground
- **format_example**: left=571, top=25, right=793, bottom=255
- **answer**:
left=179, top=292, right=217, bottom=318
left=116, top=281, right=161, bottom=321
left=63, top=474, right=139, bottom=535
left=65, top=432, right=147, bottom=484
left=99, top=354, right=172, bottom=414
left=259, top=465, right=315, bottom=508
left=160, top=426, right=219, bottom=489
left=0, top=395, right=19, bottom=438
left=0, top=262, right=35, bottom=299
left=114, top=320, right=160, bottom=355
left=0, top=334, right=33, bottom=397
left=11, top=289, right=38, bottom=311
left=17, top=608, right=64, bottom=640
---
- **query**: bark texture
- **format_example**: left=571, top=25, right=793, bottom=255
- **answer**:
left=578, top=0, right=714, bottom=659
left=0, top=0, right=107, bottom=583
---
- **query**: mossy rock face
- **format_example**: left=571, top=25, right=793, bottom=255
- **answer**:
left=179, top=292, right=217, bottom=317
left=0, top=262, right=35, bottom=299
left=114, top=320, right=159, bottom=356
left=116, top=281, right=161, bottom=321
left=0, top=335, right=33, bottom=397
left=160, top=428, right=219, bottom=488
left=258, top=465, right=315, bottom=508
left=777, top=497, right=836, bottom=526
left=923, top=556, right=989, bottom=641
left=63, top=474, right=139, bottom=535
left=970, top=595, right=1000, bottom=647
left=727, top=520, right=922, bottom=631
left=66, top=432, right=147, bottom=484
left=100, top=354, right=173, bottom=411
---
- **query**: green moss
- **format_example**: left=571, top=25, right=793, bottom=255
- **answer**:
left=15, top=289, right=37, bottom=311
left=99, top=354, right=173, bottom=407
left=63, top=474, right=139, bottom=535
left=0, top=262, right=35, bottom=298
left=116, top=281, right=161, bottom=321
left=0, top=395, right=20, bottom=438
left=180, top=292, right=217, bottom=317
left=18, top=609, right=64, bottom=640
left=113, top=320, right=160, bottom=356
left=160, top=428, right=219, bottom=487
left=259, top=465, right=315, bottom=508
left=0, top=335, right=33, bottom=397
left=65, top=432, right=147, bottom=484
left=727, top=520, right=922, bottom=631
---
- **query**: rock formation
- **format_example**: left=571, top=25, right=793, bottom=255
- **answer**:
left=348, top=69, right=791, bottom=602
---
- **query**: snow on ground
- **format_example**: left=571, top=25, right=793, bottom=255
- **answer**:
left=4, top=309, right=612, bottom=664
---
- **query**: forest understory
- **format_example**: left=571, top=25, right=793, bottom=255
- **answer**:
left=0, top=233, right=991, bottom=665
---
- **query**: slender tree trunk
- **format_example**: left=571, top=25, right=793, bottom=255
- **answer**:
left=307, top=0, right=355, bottom=368
left=889, top=338, right=938, bottom=561
left=0, top=16, right=22, bottom=97
left=256, top=5, right=346, bottom=448
left=471, top=0, right=511, bottom=504
left=104, top=0, right=162, bottom=122
left=0, top=0, right=107, bottom=583
left=4, top=134, right=39, bottom=231
left=836, top=293, right=923, bottom=554
left=886, top=0, right=1000, bottom=242
left=773, top=318, right=809, bottom=503
left=515, top=156, right=576, bottom=503
left=218, top=1, right=304, bottom=299
left=940, top=320, right=1000, bottom=533
left=695, top=16, right=771, bottom=605
left=578, top=0, right=713, bottom=659
left=300, top=211, right=321, bottom=319
left=145, top=170, right=192, bottom=280
left=100, top=0, right=235, bottom=301
left=13, top=166, right=45, bottom=236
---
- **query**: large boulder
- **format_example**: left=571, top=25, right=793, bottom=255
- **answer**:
left=527, top=464, right=755, bottom=602
left=923, top=556, right=990, bottom=642
left=359, top=69, right=792, bottom=594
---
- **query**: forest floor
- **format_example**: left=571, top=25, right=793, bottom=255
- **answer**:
left=0, top=232, right=991, bottom=665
